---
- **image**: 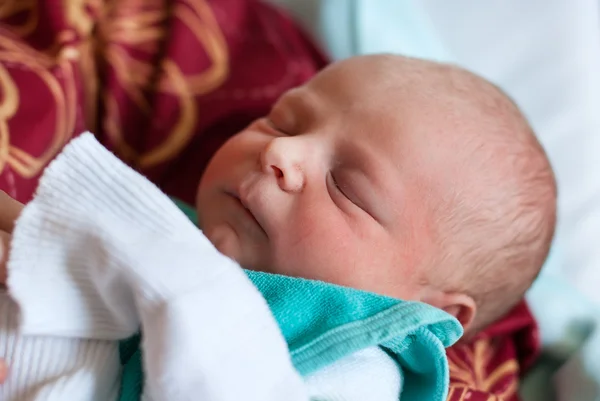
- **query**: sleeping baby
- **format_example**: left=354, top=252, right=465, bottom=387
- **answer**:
left=0, top=54, right=556, bottom=400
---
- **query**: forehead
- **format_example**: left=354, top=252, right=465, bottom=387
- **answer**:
left=315, top=63, right=483, bottom=204
left=301, top=62, right=457, bottom=163
left=304, top=58, right=394, bottom=106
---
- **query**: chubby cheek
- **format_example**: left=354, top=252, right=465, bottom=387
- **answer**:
left=202, top=136, right=248, bottom=184
left=274, top=215, right=355, bottom=281
left=271, top=206, right=392, bottom=290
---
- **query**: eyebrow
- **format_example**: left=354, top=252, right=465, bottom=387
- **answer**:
left=280, top=89, right=321, bottom=124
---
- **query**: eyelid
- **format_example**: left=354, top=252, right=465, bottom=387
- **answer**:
left=330, top=171, right=379, bottom=222
left=265, top=117, right=292, bottom=136
left=330, top=172, right=346, bottom=197
left=330, top=172, right=362, bottom=210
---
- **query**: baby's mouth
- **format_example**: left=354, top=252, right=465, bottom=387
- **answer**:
left=226, top=190, right=268, bottom=237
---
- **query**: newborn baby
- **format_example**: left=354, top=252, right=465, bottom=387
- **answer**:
left=197, top=54, right=556, bottom=336
left=0, top=54, right=556, bottom=400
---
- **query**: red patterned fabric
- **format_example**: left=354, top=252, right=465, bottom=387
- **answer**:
left=447, top=302, right=540, bottom=400
left=0, top=1, right=540, bottom=399
left=0, top=0, right=326, bottom=204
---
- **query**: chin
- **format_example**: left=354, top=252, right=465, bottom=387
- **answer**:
left=235, top=256, right=274, bottom=274
left=204, top=226, right=240, bottom=261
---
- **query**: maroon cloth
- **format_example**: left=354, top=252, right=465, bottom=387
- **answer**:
left=0, top=0, right=327, bottom=204
left=92, top=0, right=329, bottom=204
left=0, top=2, right=540, bottom=399
left=447, top=302, right=540, bottom=400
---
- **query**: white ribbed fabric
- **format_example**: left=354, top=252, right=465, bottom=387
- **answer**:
left=0, top=133, right=401, bottom=401
left=0, top=293, right=120, bottom=400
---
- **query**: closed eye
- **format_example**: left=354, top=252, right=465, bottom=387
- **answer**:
left=330, top=172, right=361, bottom=210
left=330, top=172, right=348, bottom=199
left=265, top=118, right=292, bottom=136
left=329, top=171, right=378, bottom=222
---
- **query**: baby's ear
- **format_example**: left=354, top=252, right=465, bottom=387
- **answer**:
left=420, top=291, right=476, bottom=333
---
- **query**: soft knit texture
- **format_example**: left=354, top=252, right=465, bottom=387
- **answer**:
left=0, top=133, right=459, bottom=400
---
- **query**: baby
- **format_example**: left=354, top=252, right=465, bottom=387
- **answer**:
left=197, top=54, right=556, bottom=335
left=0, top=54, right=556, bottom=400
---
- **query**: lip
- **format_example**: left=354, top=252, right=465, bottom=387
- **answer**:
left=225, top=190, right=268, bottom=237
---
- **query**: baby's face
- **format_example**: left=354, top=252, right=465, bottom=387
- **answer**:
left=197, top=58, right=459, bottom=299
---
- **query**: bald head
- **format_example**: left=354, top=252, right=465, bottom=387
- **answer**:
left=367, top=55, right=556, bottom=333
left=329, top=54, right=557, bottom=333
left=433, top=80, right=557, bottom=333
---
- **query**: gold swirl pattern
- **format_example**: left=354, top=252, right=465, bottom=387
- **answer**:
left=0, top=0, right=39, bottom=38
left=0, top=32, right=78, bottom=178
left=0, top=0, right=229, bottom=182
left=447, top=339, right=520, bottom=401
left=100, top=0, right=229, bottom=168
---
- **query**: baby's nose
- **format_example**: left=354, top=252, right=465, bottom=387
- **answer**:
left=261, top=138, right=305, bottom=193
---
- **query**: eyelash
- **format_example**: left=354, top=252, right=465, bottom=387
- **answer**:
left=330, top=172, right=353, bottom=204
left=331, top=173, right=344, bottom=195
left=330, top=172, right=375, bottom=221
